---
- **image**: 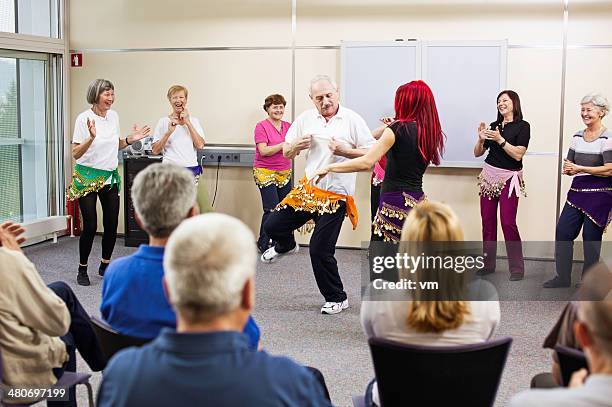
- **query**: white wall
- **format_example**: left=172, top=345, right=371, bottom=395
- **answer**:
left=69, top=0, right=612, bottom=248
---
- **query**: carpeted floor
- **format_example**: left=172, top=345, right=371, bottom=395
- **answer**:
left=23, top=236, right=573, bottom=406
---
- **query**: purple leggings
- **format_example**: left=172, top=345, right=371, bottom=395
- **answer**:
left=480, top=179, right=524, bottom=275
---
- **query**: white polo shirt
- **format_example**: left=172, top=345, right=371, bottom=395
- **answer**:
left=285, top=105, right=375, bottom=196
left=72, top=109, right=120, bottom=171
left=153, top=117, right=204, bottom=167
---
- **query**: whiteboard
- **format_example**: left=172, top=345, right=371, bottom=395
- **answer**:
left=423, top=41, right=507, bottom=167
left=341, top=41, right=420, bottom=131
left=341, top=40, right=507, bottom=167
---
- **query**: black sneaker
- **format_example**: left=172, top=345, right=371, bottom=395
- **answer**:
left=99, top=262, right=109, bottom=277
left=543, top=276, right=570, bottom=288
left=77, top=267, right=90, bottom=286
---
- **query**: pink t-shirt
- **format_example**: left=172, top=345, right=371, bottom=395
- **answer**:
left=253, top=119, right=292, bottom=170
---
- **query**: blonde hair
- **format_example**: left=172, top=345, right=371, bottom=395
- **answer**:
left=399, top=201, right=470, bottom=333
left=167, top=85, right=188, bottom=100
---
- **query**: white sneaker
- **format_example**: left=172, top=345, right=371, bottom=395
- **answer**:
left=260, top=244, right=299, bottom=263
left=321, top=299, right=349, bottom=315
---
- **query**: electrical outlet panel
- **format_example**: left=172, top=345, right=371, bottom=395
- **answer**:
left=199, top=146, right=255, bottom=167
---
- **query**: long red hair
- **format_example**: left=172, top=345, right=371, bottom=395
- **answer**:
left=394, top=80, right=445, bottom=165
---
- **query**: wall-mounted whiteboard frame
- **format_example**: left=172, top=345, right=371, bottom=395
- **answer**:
left=341, top=39, right=508, bottom=168
left=422, top=40, right=507, bottom=167
left=341, top=41, right=421, bottom=133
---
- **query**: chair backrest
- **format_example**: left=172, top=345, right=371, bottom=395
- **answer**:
left=555, top=345, right=588, bottom=387
left=369, top=336, right=512, bottom=407
left=89, top=316, right=151, bottom=362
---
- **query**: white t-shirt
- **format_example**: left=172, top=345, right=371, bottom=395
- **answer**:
left=361, top=280, right=501, bottom=406
left=72, top=109, right=121, bottom=171
left=285, top=105, right=375, bottom=196
left=361, top=297, right=500, bottom=345
left=152, top=117, right=204, bottom=167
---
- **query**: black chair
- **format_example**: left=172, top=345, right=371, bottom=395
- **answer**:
left=353, top=336, right=512, bottom=407
left=555, top=345, right=588, bottom=387
left=89, top=316, right=151, bottom=362
left=0, top=348, right=94, bottom=407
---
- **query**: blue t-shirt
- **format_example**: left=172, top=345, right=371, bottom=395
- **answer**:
left=100, top=245, right=260, bottom=349
left=97, top=330, right=332, bottom=407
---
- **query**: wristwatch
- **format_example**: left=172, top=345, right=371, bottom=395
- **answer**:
left=500, top=139, right=507, bottom=148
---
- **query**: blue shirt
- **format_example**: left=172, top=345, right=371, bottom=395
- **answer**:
left=97, top=329, right=333, bottom=407
left=100, top=245, right=260, bottom=349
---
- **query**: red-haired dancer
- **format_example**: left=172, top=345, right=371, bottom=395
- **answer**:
left=474, top=90, right=530, bottom=281
left=315, top=80, right=445, bottom=242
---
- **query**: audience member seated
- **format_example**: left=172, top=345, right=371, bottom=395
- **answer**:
left=509, top=288, right=612, bottom=406
left=532, top=262, right=612, bottom=389
left=361, top=202, right=501, bottom=407
left=97, top=213, right=332, bottom=407
left=100, top=163, right=260, bottom=349
left=0, top=222, right=105, bottom=407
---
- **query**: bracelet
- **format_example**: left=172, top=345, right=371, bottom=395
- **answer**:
left=125, top=137, right=132, bottom=146
left=500, top=140, right=507, bottom=148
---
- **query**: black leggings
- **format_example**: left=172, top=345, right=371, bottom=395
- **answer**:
left=78, top=184, right=120, bottom=265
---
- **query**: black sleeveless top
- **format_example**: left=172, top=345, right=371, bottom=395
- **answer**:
left=381, top=121, right=427, bottom=194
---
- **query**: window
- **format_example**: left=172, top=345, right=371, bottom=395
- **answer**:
left=0, top=0, right=60, bottom=38
left=0, top=50, right=61, bottom=223
left=0, top=0, right=65, bottom=238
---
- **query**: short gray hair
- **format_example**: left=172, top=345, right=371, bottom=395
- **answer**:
left=131, top=163, right=196, bottom=238
left=581, top=92, right=610, bottom=117
left=164, top=213, right=256, bottom=322
left=577, top=299, right=612, bottom=358
left=86, top=78, right=114, bottom=105
left=309, top=74, right=338, bottom=96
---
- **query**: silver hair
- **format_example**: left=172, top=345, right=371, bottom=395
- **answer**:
left=164, top=213, right=256, bottom=322
left=577, top=299, right=612, bottom=358
left=86, top=78, right=114, bottom=105
left=309, top=74, right=338, bottom=96
left=581, top=92, right=610, bottom=117
left=131, top=163, right=196, bottom=238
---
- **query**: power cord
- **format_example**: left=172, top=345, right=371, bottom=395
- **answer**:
left=211, top=155, right=221, bottom=207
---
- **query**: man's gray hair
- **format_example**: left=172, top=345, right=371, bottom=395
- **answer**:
left=164, top=213, right=256, bottom=322
left=577, top=299, right=612, bottom=358
left=131, top=163, right=196, bottom=238
left=309, top=74, right=338, bottom=96
left=86, top=78, right=114, bottom=105
left=581, top=92, right=610, bottom=117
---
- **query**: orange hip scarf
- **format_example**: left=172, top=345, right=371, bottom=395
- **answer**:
left=276, top=177, right=359, bottom=230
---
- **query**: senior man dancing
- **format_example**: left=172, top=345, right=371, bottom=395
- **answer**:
left=261, top=75, right=376, bottom=315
